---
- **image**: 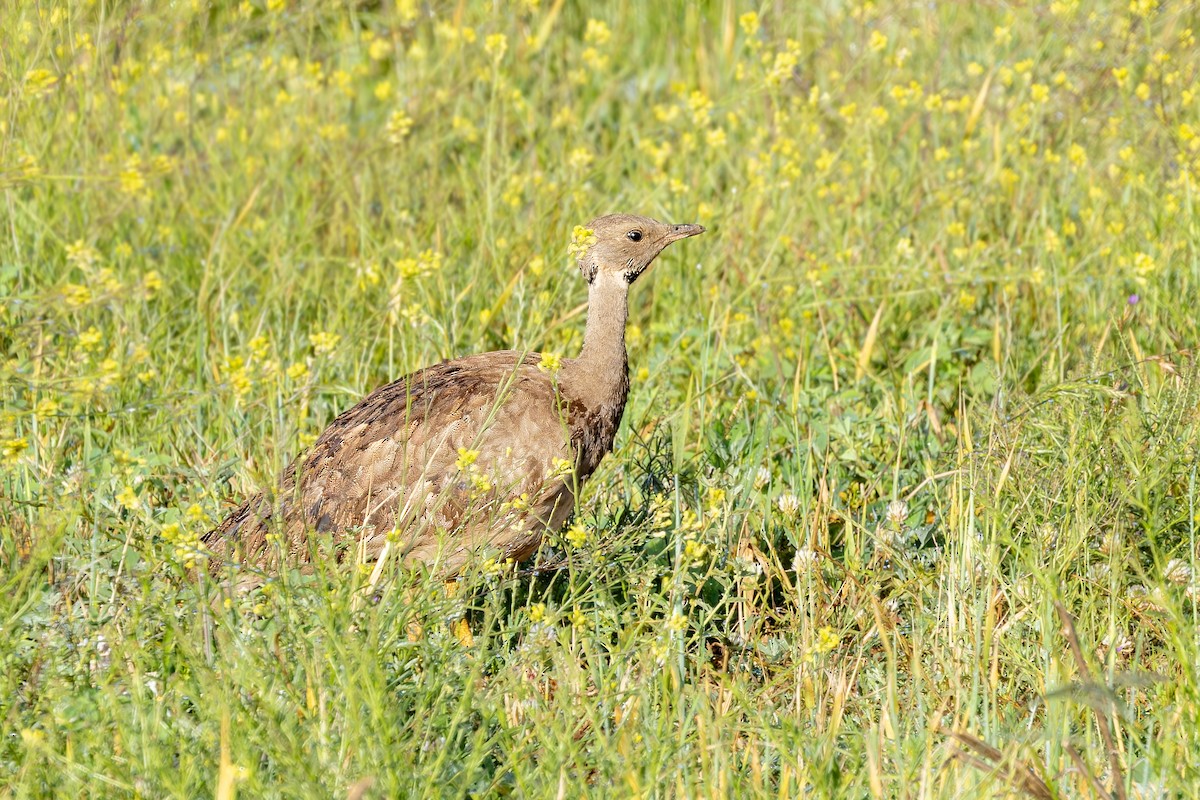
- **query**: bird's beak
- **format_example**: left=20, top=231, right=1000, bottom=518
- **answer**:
left=664, top=223, right=706, bottom=243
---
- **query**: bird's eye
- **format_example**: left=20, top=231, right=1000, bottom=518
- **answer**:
left=626, top=230, right=643, bottom=242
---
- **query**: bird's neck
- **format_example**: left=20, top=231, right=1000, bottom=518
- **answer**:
left=565, top=274, right=630, bottom=408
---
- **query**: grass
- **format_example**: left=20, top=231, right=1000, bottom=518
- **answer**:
left=3, top=0, right=1200, bottom=796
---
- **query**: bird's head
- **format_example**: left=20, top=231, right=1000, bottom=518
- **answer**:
left=573, top=213, right=705, bottom=287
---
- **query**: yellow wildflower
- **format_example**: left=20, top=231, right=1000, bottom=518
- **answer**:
left=582, top=47, right=609, bottom=71
left=706, top=487, right=726, bottom=510
left=567, top=147, right=593, bottom=171
left=814, top=626, right=839, bottom=654
left=565, top=522, right=588, bottom=548
left=369, top=38, right=392, bottom=61
left=456, top=447, right=479, bottom=471
left=119, top=155, right=146, bottom=196
left=1133, top=252, right=1155, bottom=277
left=766, top=41, right=801, bottom=86
left=309, top=331, right=340, bottom=355
left=116, top=485, right=140, bottom=510
left=570, top=607, right=588, bottom=630
left=185, top=503, right=210, bottom=524
left=687, top=90, right=713, bottom=126
left=584, top=19, right=611, bottom=46
left=469, top=471, right=492, bottom=496
left=451, top=115, right=478, bottom=142
left=484, top=33, right=508, bottom=60
left=386, top=109, right=414, bottom=144
left=2, top=438, right=28, bottom=464
left=66, top=240, right=100, bottom=270
left=568, top=225, right=596, bottom=259
left=505, top=493, right=531, bottom=512
left=24, top=69, right=58, bottom=97
left=248, top=336, right=270, bottom=360
left=77, top=326, right=103, bottom=350
left=142, top=270, right=163, bottom=295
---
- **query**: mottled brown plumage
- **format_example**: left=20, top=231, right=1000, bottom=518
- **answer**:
left=203, top=214, right=704, bottom=582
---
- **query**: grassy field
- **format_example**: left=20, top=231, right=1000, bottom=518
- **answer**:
left=4, top=0, right=1200, bottom=796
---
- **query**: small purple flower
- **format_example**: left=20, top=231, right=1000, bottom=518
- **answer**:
left=1128, top=294, right=1139, bottom=305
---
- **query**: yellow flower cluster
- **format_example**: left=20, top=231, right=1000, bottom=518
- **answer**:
left=160, top=521, right=207, bottom=570
left=567, top=226, right=596, bottom=260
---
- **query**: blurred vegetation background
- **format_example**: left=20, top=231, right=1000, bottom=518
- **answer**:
left=3, top=0, right=1200, bottom=796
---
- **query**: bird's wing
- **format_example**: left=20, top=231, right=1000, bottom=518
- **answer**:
left=287, top=351, right=575, bottom=566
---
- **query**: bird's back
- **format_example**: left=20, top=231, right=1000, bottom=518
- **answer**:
left=204, top=350, right=596, bottom=577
